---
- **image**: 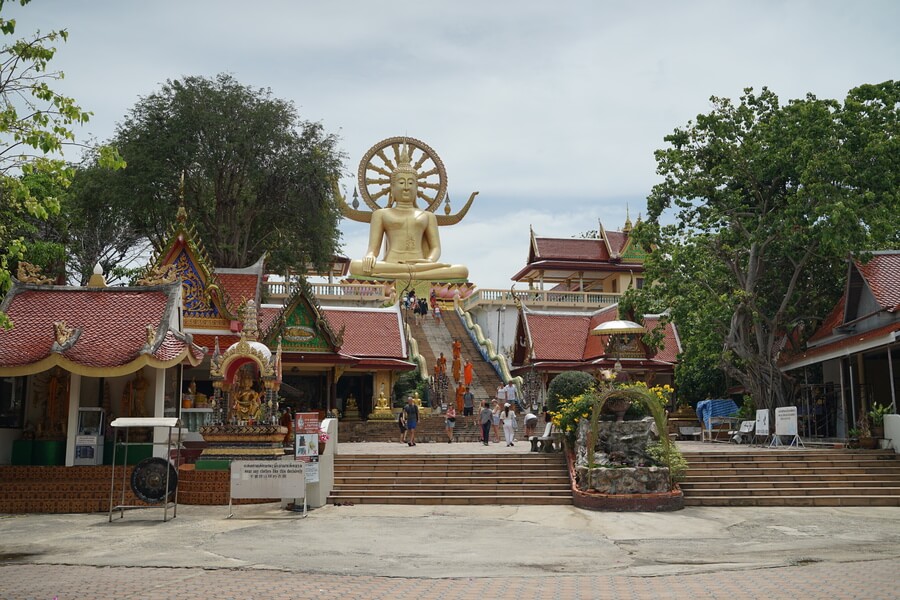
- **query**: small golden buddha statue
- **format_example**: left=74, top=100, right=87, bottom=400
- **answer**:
left=232, top=371, right=261, bottom=423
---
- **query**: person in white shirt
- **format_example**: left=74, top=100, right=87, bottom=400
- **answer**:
left=500, top=403, right=518, bottom=446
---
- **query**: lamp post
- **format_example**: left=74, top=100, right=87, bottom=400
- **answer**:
left=497, top=304, right=506, bottom=357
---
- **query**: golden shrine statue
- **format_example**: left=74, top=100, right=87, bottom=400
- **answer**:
left=232, top=369, right=262, bottom=422
left=336, top=137, right=477, bottom=281
left=343, top=393, right=360, bottom=420
left=369, top=384, right=394, bottom=420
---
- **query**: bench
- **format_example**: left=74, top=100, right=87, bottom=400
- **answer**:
left=530, top=422, right=561, bottom=453
left=678, top=426, right=702, bottom=441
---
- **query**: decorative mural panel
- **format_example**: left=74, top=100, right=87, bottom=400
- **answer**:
left=281, top=303, right=331, bottom=352
left=620, top=242, right=647, bottom=262
left=174, top=249, right=219, bottom=319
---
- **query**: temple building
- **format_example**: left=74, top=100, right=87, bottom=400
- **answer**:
left=780, top=251, right=900, bottom=438
left=0, top=265, right=205, bottom=465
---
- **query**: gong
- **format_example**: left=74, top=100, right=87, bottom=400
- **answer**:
left=130, top=457, right=178, bottom=504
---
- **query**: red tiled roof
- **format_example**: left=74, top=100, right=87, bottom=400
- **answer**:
left=323, top=307, right=405, bottom=359
left=218, top=272, right=260, bottom=312
left=807, top=297, right=847, bottom=345
left=605, top=230, right=628, bottom=256
left=258, top=306, right=281, bottom=335
left=190, top=333, right=239, bottom=352
left=857, top=252, right=900, bottom=312
left=0, top=282, right=204, bottom=375
left=522, top=306, right=679, bottom=367
left=524, top=312, right=592, bottom=361
left=533, top=238, right=609, bottom=262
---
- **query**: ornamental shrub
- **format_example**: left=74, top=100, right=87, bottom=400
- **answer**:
left=547, top=371, right=595, bottom=413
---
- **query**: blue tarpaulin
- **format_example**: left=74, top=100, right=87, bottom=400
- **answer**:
left=695, top=399, right=739, bottom=429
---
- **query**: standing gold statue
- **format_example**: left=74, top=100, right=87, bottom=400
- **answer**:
left=336, top=136, right=477, bottom=281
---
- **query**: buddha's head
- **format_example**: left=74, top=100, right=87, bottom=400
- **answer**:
left=390, top=143, right=418, bottom=206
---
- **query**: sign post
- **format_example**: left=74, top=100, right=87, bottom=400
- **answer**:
left=294, top=412, right=320, bottom=483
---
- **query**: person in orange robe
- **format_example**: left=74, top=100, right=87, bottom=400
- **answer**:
left=463, top=360, right=474, bottom=387
left=451, top=339, right=462, bottom=382
left=455, top=383, right=465, bottom=412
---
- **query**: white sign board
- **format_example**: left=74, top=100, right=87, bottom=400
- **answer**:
left=294, top=412, right=320, bottom=483
left=755, top=409, right=769, bottom=437
left=775, top=406, right=798, bottom=436
left=230, top=461, right=305, bottom=500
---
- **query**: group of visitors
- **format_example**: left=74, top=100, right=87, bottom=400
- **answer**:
left=405, top=289, right=442, bottom=325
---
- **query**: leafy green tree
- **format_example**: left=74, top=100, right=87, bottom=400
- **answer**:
left=110, top=74, right=345, bottom=274
left=638, top=82, right=899, bottom=412
left=0, top=0, right=122, bottom=327
left=547, top=370, right=595, bottom=413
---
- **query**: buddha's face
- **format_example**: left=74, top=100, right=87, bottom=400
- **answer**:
left=391, top=170, right=417, bottom=205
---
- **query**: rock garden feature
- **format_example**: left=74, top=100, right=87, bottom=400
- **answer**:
left=553, top=375, right=685, bottom=511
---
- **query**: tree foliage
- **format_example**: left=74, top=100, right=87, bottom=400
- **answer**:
left=636, top=82, right=899, bottom=411
left=110, top=73, right=345, bottom=274
left=546, top=370, right=595, bottom=413
left=0, top=0, right=122, bottom=327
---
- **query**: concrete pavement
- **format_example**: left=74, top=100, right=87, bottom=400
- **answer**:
left=1, top=440, right=898, bottom=598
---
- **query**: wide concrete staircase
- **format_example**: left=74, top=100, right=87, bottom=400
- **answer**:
left=680, top=449, right=900, bottom=507
left=329, top=453, right=571, bottom=505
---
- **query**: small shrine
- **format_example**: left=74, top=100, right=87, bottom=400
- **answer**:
left=195, top=300, right=287, bottom=468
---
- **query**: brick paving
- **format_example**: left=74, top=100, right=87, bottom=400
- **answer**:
left=1, top=558, right=897, bottom=599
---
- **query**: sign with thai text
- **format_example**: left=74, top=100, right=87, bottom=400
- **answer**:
left=230, top=461, right=305, bottom=499
left=775, top=406, right=798, bottom=436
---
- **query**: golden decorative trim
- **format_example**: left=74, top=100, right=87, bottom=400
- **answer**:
left=53, top=321, right=75, bottom=346
left=0, top=347, right=202, bottom=378
left=137, top=264, right=177, bottom=286
left=17, top=262, right=53, bottom=285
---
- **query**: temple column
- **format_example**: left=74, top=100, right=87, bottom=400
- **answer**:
left=64, top=373, right=82, bottom=467
left=152, top=368, right=168, bottom=458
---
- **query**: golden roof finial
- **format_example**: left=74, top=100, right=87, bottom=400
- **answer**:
left=176, top=171, right=187, bottom=223
left=623, top=204, right=633, bottom=233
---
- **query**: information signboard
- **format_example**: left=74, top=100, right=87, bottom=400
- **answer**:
left=230, top=460, right=305, bottom=499
left=294, top=412, right=320, bottom=483
left=775, top=406, right=798, bottom=436
left=755, top=409, right=769, bottom=437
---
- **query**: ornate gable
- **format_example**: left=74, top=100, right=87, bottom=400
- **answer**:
left=262, top=277, right=344, bottom=353
left=143, top=208, right=237, bottom=326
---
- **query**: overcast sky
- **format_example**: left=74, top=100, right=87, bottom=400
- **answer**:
left=12, top=1, right=900, bottom=289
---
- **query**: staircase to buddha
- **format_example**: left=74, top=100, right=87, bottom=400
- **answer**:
left=328, top=452, right=571, bottom=505
left=680, top=448, right=900, bottom=507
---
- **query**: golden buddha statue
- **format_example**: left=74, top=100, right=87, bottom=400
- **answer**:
left=369, top=384, right=394, bottom=420
left=341, top=137, right=476, bottom=282
left=232, top=371, right=261, bottom=423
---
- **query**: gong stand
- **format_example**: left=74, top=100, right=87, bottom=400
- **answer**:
left=107, top=417, right=182, bottom=523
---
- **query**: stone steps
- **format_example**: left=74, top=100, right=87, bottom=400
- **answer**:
left=329, top=453, right=571, bottom=506
left=681, top=449, right=900, bottom=507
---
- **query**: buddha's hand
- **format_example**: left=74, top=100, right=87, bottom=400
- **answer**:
left=362, top=254, right=377, bottom=273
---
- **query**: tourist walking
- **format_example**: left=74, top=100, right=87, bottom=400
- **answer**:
left=398, top=410, right=408, bottom=444
left=417, top=298, right=428, bottom=322
left=462, top=386, right=474, bottom=427
left=433, top=303, right=442, bottom=324
left=500, top=402, right=518, bottom=446
left=491, top=400, right=502, bottom=443
left=479, top=401, right=493, bottom=446
left=403, top=396, right=419, bottom=446
left=523, top=410, right=538, bottom=437
left=445, top=405, right=457, bottom=443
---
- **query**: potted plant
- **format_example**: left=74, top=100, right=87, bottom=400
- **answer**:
left=847, top=428, right=860, bottom=449
left=868, top=403, right=889, bottom=439
left=856, top=415, right=877, bottom=450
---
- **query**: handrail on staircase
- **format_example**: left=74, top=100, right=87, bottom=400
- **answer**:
left=403, top=321, right=429, bottom=382
left=453, top=297, right=523, bottom=394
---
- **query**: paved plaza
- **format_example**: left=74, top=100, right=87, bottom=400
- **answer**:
left=1, top=441, right=899, bottom=598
